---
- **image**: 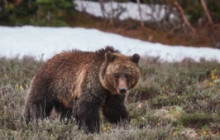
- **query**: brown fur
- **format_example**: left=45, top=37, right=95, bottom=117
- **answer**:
left=24, top=46, right=141, bottom=133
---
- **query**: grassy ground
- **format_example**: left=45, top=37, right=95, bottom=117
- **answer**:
left=0, top=56, right=220, bottom=140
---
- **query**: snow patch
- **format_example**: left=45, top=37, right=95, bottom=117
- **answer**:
left=0, top=26, right=220, bottom=63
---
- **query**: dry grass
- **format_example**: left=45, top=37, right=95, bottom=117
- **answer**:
left=0, top=56, right=220, bottom=139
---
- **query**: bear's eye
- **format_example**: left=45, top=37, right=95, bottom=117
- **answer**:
left=125, top=74, right=132, bottom=85
left=114, top=74, right=120, bottom=79
left=125, top=74, right=131, bottom=79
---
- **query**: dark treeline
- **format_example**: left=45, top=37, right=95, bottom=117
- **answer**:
left=0, top=0, right=219, bottom=26
left=91, top=0, right=220, bottom=25
left=0, top=0, right=75, bottom=26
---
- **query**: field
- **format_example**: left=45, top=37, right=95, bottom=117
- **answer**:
left=0, top=56, right=220, bottom=140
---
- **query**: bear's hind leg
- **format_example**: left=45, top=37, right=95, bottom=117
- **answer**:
left=24, top=97, right=54, bottom=122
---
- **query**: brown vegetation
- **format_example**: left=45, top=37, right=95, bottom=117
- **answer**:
left=67, top=11, right=220, bottom=48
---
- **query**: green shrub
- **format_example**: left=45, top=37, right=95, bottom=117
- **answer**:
left=179, top=113, right=213, bottom=128
left=36, top=0, right=74, bottom=20
left=0, top=0, right=75, bottom=26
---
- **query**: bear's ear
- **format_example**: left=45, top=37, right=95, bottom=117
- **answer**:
left=105, top=51, right=116, bottom=62
left=131, top=54, right=140, bottom=65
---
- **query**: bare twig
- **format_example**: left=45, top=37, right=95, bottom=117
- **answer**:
left=99, top=0, right=106, bottom=19
left=109, top=0, right=114, bottom=24
left=200, top=0, right=213, bottom=25
left=4, top=0, right=8, bottom=8
left=168, top=24, right=182, bottom=33
left=136, top=0, right=144, bottom=27
left=173, top=0, right=196, bottom=34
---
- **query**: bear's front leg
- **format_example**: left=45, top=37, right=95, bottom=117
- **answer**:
left=76, top=96, right=101, bottom=133
left=102, top=94, right=130, bottom=124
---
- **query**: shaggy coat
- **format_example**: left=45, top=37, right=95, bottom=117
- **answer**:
left=24, top=47, right=141, bottom=133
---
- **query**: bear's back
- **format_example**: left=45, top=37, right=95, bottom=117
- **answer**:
left=31, top=47, right=118, bottom=108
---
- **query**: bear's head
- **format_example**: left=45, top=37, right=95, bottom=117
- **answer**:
left=100, top=51, right=141, bottom=95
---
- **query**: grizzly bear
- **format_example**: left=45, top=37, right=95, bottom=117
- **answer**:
left=24, top=46, right=141, bottom=133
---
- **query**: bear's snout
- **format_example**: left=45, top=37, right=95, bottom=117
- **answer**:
left=118, top=76, right=128, bottom=95
left=119, top=87, right=127, bottom=94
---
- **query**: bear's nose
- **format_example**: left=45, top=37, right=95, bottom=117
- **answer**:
left=119, top=88, right=127, bottom=94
